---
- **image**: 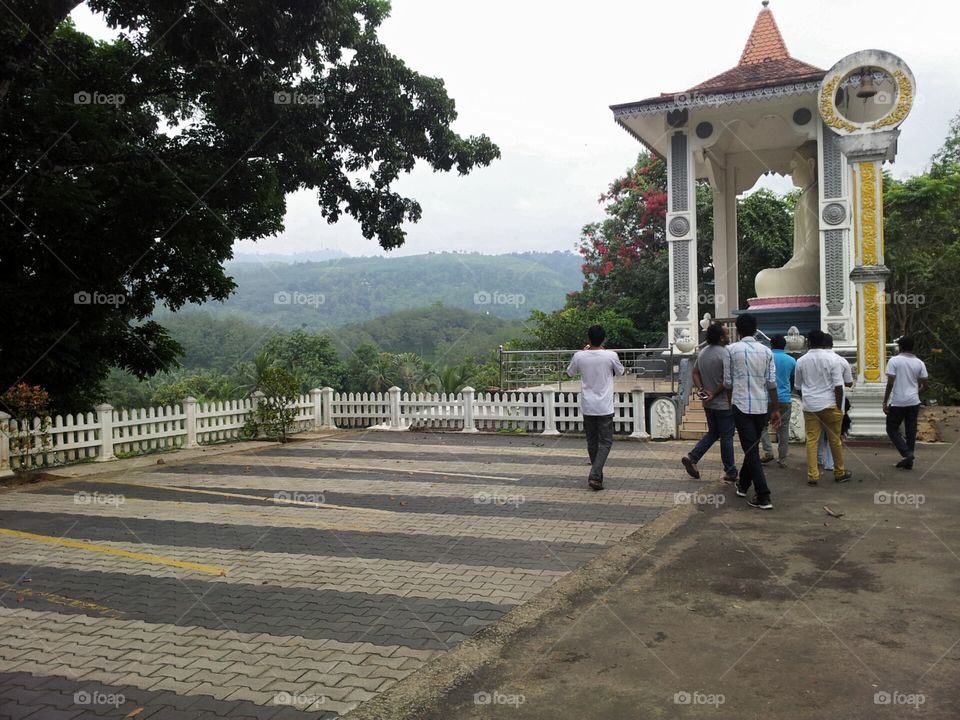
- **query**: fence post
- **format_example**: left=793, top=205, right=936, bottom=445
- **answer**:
left=461, top=386, right=478, bottom=433
left=387, top=387, right=403, bottom=430
left=310, top=388, right=323, bottom=430
left=542, top=391, right=559, bottom=435
left=630, top=389, right=649, bottom=439
left=95, top=403, right=115, bottom=462
left=321, top=387, right=336, bottom=429
left=0, top=412, right=12, bottom=477
left=184, top=397, right=198, bottom=448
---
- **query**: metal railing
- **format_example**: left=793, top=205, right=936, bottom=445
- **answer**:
left=498, top=346, right=679, bottom=392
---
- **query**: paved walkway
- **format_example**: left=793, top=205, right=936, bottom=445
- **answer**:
left=392, top=440, right=959, bottom=720
left=0, top=431, right=708, bottom=719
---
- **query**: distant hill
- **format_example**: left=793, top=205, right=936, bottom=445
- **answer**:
left=200, top=251, right=581, bottom=329
left=231, top=249, right=348, bottom=264
left=338, top=304, right=525, bottom=363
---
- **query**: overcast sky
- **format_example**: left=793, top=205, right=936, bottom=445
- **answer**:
left=73, top=1, right=959, bottom=258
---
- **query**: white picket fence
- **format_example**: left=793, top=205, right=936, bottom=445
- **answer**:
left=0, top=386, right=654, bottom=474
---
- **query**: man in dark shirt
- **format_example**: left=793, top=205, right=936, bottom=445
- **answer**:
left=681, top=322, right=737, bottom=481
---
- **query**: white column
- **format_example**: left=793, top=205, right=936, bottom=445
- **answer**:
left=321, top=387, right=337, bottom=429
left=184, top=396, right=198, bottom=448
left=310, top=388, right=323, bottom=430
left=840, top=143, right=895, bottom=438
left=461, top=386, right=478, bottom=433
left=95, top=403, right=115, bottom=462
left=666, top=126, right=698, bottom=348
left=387, top=386, right=403, bottom=430
left=629, top=389, right=649, bottom=439
left=0, top=411, right=12, bottom=477
left=542, top=391, right=559, bottom=435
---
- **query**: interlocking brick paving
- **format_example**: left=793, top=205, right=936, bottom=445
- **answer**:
left=0, top=431, right=716, bottom=718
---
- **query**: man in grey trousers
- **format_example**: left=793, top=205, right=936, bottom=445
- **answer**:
left=567, top=325, right=625, bottom=491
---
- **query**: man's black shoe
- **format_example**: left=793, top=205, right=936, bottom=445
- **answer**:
left=748, top=496, right=773, bottom=510
left=896, top=456, right=915, bottom=469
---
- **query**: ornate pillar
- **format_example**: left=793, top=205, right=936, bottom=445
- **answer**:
left=817, top=121, right=854, bottom=347
left=818, top=50, right=915, bottom=436
left=665, top=111, right=698, bottom=350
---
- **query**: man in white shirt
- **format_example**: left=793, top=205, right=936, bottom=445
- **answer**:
left=567, top=325, right=625, bottom=491
left=723, top=314, right=781, bottom=510
left=794, top=329, right=852, bottom=485
left=883, top=335, right=929, bottom=470
left=817, top=333, right=853, bottom=472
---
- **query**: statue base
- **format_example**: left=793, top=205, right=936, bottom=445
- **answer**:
left=735, top=298, right=820, bottom=338
left=846, top=385, right=888, bottom=439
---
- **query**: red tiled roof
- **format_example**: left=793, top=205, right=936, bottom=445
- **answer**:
left=688, top=6, right=825, bottom=94
left=613, top=4, right=825, bottom=111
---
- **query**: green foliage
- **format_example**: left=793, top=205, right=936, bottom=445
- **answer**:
left=260, top=331, right=343, bottom=392
left=159, top=312, right=279, bottom=372
left=1, top=2, right=498, bottom=411
left=338, top=304, right=524, bottom=363
left=735, top=189, right=795, bottom=307
left=514, top=307, right=650, bottom=351
left=885, top=161, right=960, bottom=394
left=249, top=367, right=301, bottom=442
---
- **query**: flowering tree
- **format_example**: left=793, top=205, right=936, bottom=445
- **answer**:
left=566, top=153, right=670, bottom=344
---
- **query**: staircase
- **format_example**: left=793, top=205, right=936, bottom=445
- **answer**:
left=678, top=392, right=709, bottom=440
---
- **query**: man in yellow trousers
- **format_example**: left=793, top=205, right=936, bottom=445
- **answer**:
left=793, top=329, right=853, bottom=486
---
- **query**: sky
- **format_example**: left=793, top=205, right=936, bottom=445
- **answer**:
left=72, top=0, right=960, bottom=258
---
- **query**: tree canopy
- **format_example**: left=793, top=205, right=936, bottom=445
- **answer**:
left=0, top=1, right=498, bottom=410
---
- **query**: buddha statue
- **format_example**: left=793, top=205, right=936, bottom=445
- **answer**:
left=754, top=140, right=820, bottom=299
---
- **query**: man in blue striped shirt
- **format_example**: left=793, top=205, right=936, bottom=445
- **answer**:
left=724, top=314, right=781, bottom=510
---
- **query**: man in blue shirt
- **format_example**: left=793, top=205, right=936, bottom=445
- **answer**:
left=760, top=334, right=797, bottom=468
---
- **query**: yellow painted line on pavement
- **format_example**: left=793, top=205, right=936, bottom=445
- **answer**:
left=0, top=579, right=126, bottom=618
left=90, top=480, right=397, bottom=515
left=0, top=528, right=226, bottom=575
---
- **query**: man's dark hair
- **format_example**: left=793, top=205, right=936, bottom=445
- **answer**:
left=898, top=335, right=915, bottom=353
left=807, top=329, right=825, bottom=349
left=823, top=333, right=834, bottom=348
left=705, top=322, right=726, bottom=345
left=735, top=313, right=757, bottom=338
left=770, top=334, right=786, bottom=350
left=587, top=325, right=606, bottom=346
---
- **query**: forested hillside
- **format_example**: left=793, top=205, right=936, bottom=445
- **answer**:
left=203, top=251, right=581, bottom=327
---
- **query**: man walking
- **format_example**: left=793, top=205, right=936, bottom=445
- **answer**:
left=817, top=333, right=853, bottom=473
left=759, top=334, right=796, bottom=468
left=567, top=325, right=625, bottom=490
left=883, top=335, right=928, bottom=470
left=794, top=329, right=853, bottom=485
left=724, top=314, right=780, bottom=510
left=681, top=322, right=737, bottom=482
